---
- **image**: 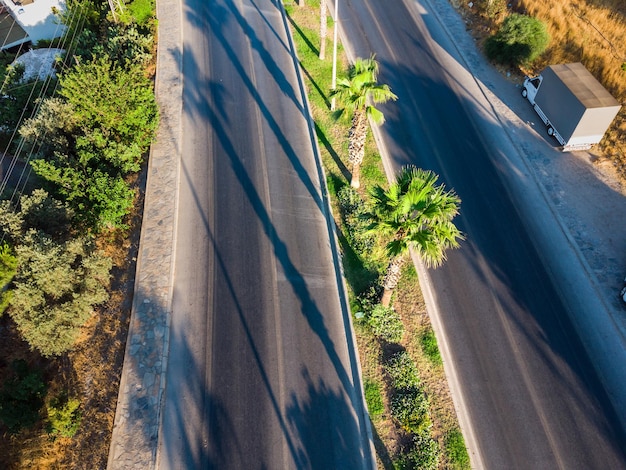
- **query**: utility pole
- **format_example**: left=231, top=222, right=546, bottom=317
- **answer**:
left=330, top=0, right=339, bottom=110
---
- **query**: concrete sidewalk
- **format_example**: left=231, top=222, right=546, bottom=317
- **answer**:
left=106, top=0, right=182, bottom=467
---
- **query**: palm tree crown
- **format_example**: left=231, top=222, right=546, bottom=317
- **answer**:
left=367, top=166, right=463, bottom=269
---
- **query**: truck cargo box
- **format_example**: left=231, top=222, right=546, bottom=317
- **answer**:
left=534, top=63, right=620, bottom=149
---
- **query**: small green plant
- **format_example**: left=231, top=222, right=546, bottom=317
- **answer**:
left=368, top=304, right=404, bottom=343
left=337, top=186, right=375, bottom=256
left=0, top=242, right=17, bottom=314
left=484, top=13, right=550, bottom=66
left=364, top=379, right=384, bottom=418
left=446, top=427, right=471, bottom=469
left=385, top=350, right=420, bottom=389
left=395, top=429, right=440, bottom=470
left=0, top=360, right=46, bottom=433
left=390, top=388, right=432, bottom=434
left=480, top=0, right=507, bottom=20
left=420, top=327, right=442, bottom=366
left=47, top=394, right=82, bottom=438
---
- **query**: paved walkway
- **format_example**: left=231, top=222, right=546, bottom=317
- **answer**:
left=106, top=0, right=182, bottom=467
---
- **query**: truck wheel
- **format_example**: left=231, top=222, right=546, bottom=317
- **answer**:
left=547, top=126, right=555, bottom=137
left=521, top=88, right=528, bottom=98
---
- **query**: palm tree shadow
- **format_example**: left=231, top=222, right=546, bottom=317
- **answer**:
left=370, top=417, right=395, bottom=470
left=285, top=12, right=319, bottom=57
left=315, top=122, right=351, bottom=180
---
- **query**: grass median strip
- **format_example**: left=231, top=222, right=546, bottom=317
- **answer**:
left=285, top=1, right=470, bottom=468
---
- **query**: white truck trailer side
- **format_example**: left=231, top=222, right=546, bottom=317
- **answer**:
left=522, top=62, right=621, bottom=151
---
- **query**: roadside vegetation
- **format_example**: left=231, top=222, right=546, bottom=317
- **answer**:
left=460, top=0, right=626, bottom=177
left=285, top=2, right=469, bottom=468
left=0, top=0, right=156, bottom=466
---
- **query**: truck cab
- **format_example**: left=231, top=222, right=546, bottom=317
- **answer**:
left=522, top=76, right=542, bottom=104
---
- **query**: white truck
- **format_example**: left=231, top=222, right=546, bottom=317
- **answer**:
left=522, top=63, right=621, bottom=151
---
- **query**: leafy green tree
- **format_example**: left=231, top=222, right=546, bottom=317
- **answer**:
left=331, top=56, right=397, bottom=188
left=29, top=159, right=135, bottom=230
left=0, top=191, right=111, bottom=356
left=365, top=166, right=463, bottom=306
left=21, top=56, right=157, bottom=229
left=9, top=231, right=112, bottom=357
left=58, top=57, right=158, bottom=173
left=485, top=13, right=550, bottom=66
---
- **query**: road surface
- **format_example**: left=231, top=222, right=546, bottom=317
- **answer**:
left=335, top=0, right=626, bottom=467
left=156, top=0, right=373, bottom=468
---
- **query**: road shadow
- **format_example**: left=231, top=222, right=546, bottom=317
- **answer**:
left=156, top=0, right=374, bottom=465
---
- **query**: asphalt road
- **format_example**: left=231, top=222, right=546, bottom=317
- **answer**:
left=156, top=0, right=373, bottom=468
left=335, top=0, right=626, bottom=468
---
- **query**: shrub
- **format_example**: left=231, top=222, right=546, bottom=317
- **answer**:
left=420, top=328, right=442, bottom=366
left=47, top=394, right=81, bottom=438
left=484, top=13, right=550, bottom=66
left=337, top=186, right=375, bottom=255
left=395, top=429, right=440, bottom=470
left=10, top=232, right=112, bottom=357
left=385, top=350, right=420, bottom=389
left=445, top=428, right=470, bottom=469
left=0, top=360, right=46, bottom=433
left=390, top=387, right=432, bottom=434
left=479, top=0, right=507, bottom=20
left=364, top=378, right=384, bottom=418
left=368, top=304, right=404, bottom=343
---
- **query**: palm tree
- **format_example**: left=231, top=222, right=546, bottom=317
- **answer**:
left=366, top=166, right=463, bottom=306
left=331, top=56, right=397, bottom=189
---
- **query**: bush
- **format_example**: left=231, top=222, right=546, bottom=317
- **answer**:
left=47, top=394, right=81, bottom=438
left=364, top=378, right=384, bottom=418
left=385, top=350, right=420, bottom=389
left=368, top=304, right=404, bottom=343
left=395, top=429, right=440, bottom=470
left=0, top=360, right=46, bottom=433
left=479, top=0, right=507, bottom=20
left=484, top=13, right=550, bottom=66
left=386, top=351, right=431, bottom=434
left=390, top=387, right=432, bottom=434
left=337, top=186, right=375, bottom=255
left=445, top=428, right=470, bottom=469
left=9, top=232, right=112, bottom=357
left=420, top=328, right=442, bottom=366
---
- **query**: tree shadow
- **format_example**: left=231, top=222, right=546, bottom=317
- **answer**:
left=315, top=121, right=351, bottom=180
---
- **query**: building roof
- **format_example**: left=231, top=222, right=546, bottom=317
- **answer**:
left=0, top=6, right=28, bottom=49
left=0, top=0, right=66, bottom=51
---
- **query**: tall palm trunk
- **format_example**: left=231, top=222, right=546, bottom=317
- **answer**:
left=381, top=256, right=405, bottom=307
left=348, top=109, right=368, bottom=188
left=319, top=0, right=327, bottom=60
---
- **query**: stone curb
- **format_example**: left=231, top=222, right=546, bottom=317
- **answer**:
left=106, top=0, right=183, bottom=467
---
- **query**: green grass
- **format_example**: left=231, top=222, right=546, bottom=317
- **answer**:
left=445, top=428, right=471, bottom=469
left=364, top=378, right=384, bottom=419
left=420, top=327, right=443, bottom=366
left=286, top=2, right=462, bottom=467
